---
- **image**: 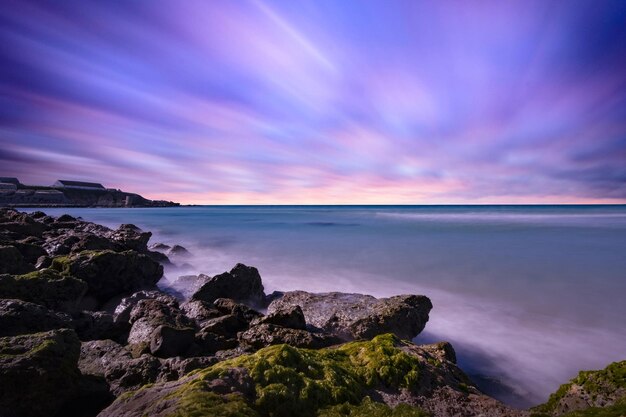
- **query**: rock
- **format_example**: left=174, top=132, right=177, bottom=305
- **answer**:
left=35, top=255, right=52, bottom=269
left=531, top=360, right=626, bottom=416
left=72, top=310, right=127, bottom=342
left=109, top=224, right=152, bottom=252
left=166, top=244, right=190, bottom=258
left=97, top=334, right=523, bottom=417
left=239, top=323, right=340, bottom=350
left=79, top=339, right=162, bottom=395
left=0, top=329, right=81, bottom=417
left=268, top=291, right=432, bottom=341
left=113, top=290, right=179, bottom=325
left=251, top=304, right=307, bottom=330
left=191, top=263, right=265, bottom=307
left=150, top=324, right=195, bottom=358
left=0, top=245, right=34, bottom=274
left=180, top=299, right=222, bottom=323
left=0, top=298, right=73, bottom=337
left=11, top=240, right=47, bottom=264
left=149, top=243, right=171, bottom=252
left=194, top=328, right=238, bottom=355
left=0, top=269, right=87, bottom=311
left=97, top=367, right=256, bottom=417
left=51, top=249, right=163, bottom=304
left=127, top=299, right=195, bottom=357
left=199, top=314, right=247, bottom=336
left=213, top=297, right=263, bottom=322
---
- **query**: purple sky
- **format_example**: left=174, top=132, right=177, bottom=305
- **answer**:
left=1, top=0, right=625, bottom=204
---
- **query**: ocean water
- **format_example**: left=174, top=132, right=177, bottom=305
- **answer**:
left=33, top=205, right=626, bottom=408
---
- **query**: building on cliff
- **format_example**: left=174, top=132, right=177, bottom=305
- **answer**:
left=0, top=177, right=20, bottom=185
left=53, top=180, right=106, bottom=190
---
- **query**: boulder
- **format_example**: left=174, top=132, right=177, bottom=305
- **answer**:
left=268, top=291, right=432, bottom=341
left=239, top=323, right=340, bottom=350
left=149, top=243, right=171, bottom=253
left=0, top=245, right=34, bottom=274
left=72, top=310, right=127, bottom=342
left=0, top=298, right=73, bottom=337
left=97, top=334, right=524, bottom=417
left=51, top=250, right=163, bottom=303
left=532, top=360, right=626, bottom=416
left=191, top=263, right=265, bottom=307
left=0, top=329, right=81, bottom=417
left=166, top=244, right=190, bottom=258
left=0, top=269, right=87, bottom=311
left=180, top=299, right=222, bottom=324
left=109, top=224, right=152, bottom=252
left=127, top=299, right=195, bottom=357
left=251, top=304, right=307, bottom=330
left=113, top=290, right=179, bottom=325
left=150, top=324, right=196, bottom=358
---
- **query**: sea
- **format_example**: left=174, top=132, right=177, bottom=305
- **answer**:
left=30, top=205, right=626, bottom=409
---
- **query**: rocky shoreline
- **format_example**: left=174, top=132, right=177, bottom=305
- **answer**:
left=0, top=208, right=623, bottom=417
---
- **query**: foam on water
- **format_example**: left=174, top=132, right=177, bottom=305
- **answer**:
left=32, top=205, right=626, bottom=408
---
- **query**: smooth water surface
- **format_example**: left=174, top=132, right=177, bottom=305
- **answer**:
left=34, top=205, right=626, bottom=408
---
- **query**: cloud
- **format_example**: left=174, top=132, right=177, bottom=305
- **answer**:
left=1, top=0, right=625, bottom=203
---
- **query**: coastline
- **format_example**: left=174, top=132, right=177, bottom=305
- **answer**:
left=0, top=207, right=624, bottom=417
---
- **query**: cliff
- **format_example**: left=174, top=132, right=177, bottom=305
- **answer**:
left=0, top=183, right=179, bottom=208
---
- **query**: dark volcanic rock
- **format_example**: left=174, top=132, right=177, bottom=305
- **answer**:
left=268, top=291, right=433, bottom=341
left=532, top=360, right=626, bottom=416
left=166, top=244, right=190, bottom=258
left=0, top=298, right=73, bottom=337
left=191, top=263, right=265, bottom=307
left=239, top=323, right=340, bottom=349
left=0, top=245, right=34, bottom=274
left=72, top=310, right=126, bottom=342
left=180, top=299, right=222, bottom=324
left=251, top=304, right=307, bottom=330
left=113, top=290, right=179, bottom=325
left=0, top=269, right=87, bottom=311
left=109, top=224, right=152, bottom=252
left=150, top=324, right=196, bottom=358
left=51, top=249, right=163, bottom=303
left=127, top=299, right=195, bottom=357
left=0, top=329, right=81, bottom=417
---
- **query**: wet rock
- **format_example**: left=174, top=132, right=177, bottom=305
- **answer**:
left=127, top=299, right=195, bottom=357
left=166, top=244, right=190, bottom=258
left=180, top=299, right=222, bottom=324
left=0, top=269, right=87, bottom=311
left=213, top=297, right=263, bottom=323
left=0, top=329, right=81, bottom=417
left=150, top=324, right=195, bottom=358
left=0, top=298, right=73, bottom=337
left=51, top=250, right=163, bottom=304
left=0, top=245, right=34, bottom=274
left=239, top=323, right=340, bottom=350
left=72, top=310, right=126, bottom=342
left=35, top=255, right=52, bottom=269
left=252, top=304, right=306, bottom=330
left=268, top=291, right=432, bottom=341
left=113, top=290, right=178, bottom=325
left=191, top=263, right=265, bottom=307
left=199, top=314, right=247, bottom=337
left=109, top=223, right=152, bottom=252
left=531, top=360, right=626, bottom=416
left=149, top=242, right=171, bottom=252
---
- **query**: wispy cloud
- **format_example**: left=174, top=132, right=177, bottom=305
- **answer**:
left=1, top=0, right=625, bottom=203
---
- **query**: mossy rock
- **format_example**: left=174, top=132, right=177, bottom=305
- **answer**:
left=99, top=334, right=436, bottom=417
left=52, top=249, right=163, bottom=303
left=319, top=397, right=429, bottom=416
left=0, top=329, right=81, bottom=417
left=532, top=361, right=626, bottom=416
left=0, top=268, right=87, bottom=311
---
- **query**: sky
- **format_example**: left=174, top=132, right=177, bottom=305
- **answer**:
left=1, top=0, right=626, bottom=204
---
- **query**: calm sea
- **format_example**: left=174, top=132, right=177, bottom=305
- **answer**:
left=32, top=205, right=626, bottom=408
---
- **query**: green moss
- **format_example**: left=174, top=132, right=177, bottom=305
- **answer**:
left=0, top=268, right=86, bottom=309
left=318, top=397, right=429, bottom=417
left=532, top=361, right=626, bottom=415
left=121, top=334, right=426, bottom=417
left=534, top=399, right=626, bottom=417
